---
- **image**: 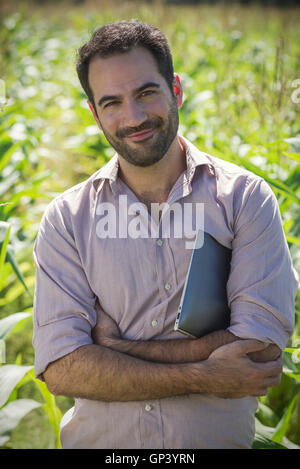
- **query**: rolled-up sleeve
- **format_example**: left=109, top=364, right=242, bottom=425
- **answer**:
left=32, top=198, right=97, bottom=380
left=227, top=177, right=299, bottom=350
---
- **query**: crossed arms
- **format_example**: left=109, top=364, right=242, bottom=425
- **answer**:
left=43, top=309, right=282, bottom=401
left=39, top=178, right=293, bottom=403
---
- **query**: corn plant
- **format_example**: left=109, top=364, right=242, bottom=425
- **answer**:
left=0, top=311, right=39, bottom=447
left=0, top=3, right=299, bottom=449
left=0, top=225, right=62, bottom=449
left=0, top=51, right=62, bottom=446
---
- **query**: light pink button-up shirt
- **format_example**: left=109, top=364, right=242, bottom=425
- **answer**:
left=33, top=136, right=298, bottom=449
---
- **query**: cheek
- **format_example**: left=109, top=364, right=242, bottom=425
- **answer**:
left=98, top=112, right=119, bottom=134
left=153, top=94, right=178, bottom=121
left=149, top=97, right=170, bottom=115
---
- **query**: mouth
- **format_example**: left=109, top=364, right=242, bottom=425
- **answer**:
left=126, top=128, right=155, bottom=142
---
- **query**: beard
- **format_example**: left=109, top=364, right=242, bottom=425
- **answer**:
left=99, top=98, right=179, bottom=167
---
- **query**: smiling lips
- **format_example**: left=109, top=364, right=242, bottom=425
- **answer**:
left=126, top=128, right=154, bottom=142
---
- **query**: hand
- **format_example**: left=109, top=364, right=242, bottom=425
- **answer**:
left=91, top=307, right=120, bottom=347
left=203, top=339, right=283, bottom=399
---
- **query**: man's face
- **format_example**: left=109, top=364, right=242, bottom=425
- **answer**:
left=88, top=47, right=181, bottom=167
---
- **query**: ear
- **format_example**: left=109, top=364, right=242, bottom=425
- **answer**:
left=87, top=100, right=102, bottom=130
left=172, top=74, right=183, bottom=109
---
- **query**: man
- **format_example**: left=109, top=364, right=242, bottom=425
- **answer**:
left=33, top=20, right=298, bottom=449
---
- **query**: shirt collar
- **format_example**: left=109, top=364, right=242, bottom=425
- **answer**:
left=178, top=135, right=213, bottom=181
left=92, top=135, right=212, bottom=192
left=92, top=153, right=119, bottom=192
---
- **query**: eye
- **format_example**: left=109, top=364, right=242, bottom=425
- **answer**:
left=104, top=101, right=120, bottom=109
left=140, top=90, right=156, bottom=98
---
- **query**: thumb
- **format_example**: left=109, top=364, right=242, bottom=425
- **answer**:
left=230, top=339, right=269, bottom=356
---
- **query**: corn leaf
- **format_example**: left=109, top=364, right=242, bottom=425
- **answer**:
left=32, top=376, right=62, bottom=449
left=272, top=392, right=299, bottom=444
left=0, top=398, right=41, bottom=447
left=0, top=365, right=33, bottom=408
left=252, top=433, right=287, bottom=449
left=0, top=312, right=32, bottom=341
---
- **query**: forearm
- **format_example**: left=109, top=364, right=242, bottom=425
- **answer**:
left=43, top=340, right=283, bottom=402
left=98, top=330, right=281, bottom=370
left=43, top=343, right=203, bottom=401
left=98, top=330, right=238, bottom=363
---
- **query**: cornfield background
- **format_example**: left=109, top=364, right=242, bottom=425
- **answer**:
left=0, top=0, right=300, bottom=449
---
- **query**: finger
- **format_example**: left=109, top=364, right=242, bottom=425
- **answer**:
left=256, top=355, right=283, bottom=376
left=224, top=339, right=269, bottom=356
left=254, top=388, right=269, bottom=397
left=250, top=374, right=282, bottom=396
left=266, top=374, right=282, bottom=388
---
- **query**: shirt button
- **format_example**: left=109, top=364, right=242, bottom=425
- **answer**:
left=164, top=283, right=171, bottom=291
left=151, top=319, right=158, bottom=327
left=157, top=239, right=163, bottom=247
left=145, top=404, right=152, bottom=411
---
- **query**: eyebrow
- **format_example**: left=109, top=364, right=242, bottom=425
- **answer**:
left=97, top=81, right=161, bottom=108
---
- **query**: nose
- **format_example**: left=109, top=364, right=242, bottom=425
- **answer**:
left=121, top=98, right=147, bottom=129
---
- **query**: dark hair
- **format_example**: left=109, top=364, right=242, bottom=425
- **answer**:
left=76, top=19, right=174, bottom=110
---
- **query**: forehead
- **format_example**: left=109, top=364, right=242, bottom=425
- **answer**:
left=88, top=46, right=166, bottom=99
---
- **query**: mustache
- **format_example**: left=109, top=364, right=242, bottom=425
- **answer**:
left=116, top=117, right=163, bottom=139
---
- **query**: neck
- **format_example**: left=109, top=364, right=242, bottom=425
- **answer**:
left=117, top=135, right=186, bottom=203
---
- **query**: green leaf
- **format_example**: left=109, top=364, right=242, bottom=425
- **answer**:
left=0, top=221, right=30, bottom=295
left=284, top=372, right=300, bottom=382
left=228, top=155, right=300, bottom=204
left=272, top=393, right=298, bottom=443
left=252, top=433, right=287, bottom=449
left=0, top=365, right=33, bottom=408
left=32, top=377, right=62, bottom=449
left=256, top=402, right=279, bottom=428
left=0, top=140, right=25, bottom=173
left=14, top=353, right=22, bottom=366
left=253, top=418, right=299, bottom=448
left=4, top=245, right=31, bottom=296
left=0, top=171, right=21, bottom=198
left=285, top=348, right=297, bottom=354
left=0, top=398, right=41, bottom=447
left=0, top=221, right=11, bottom=243
left=0, top=275, right=35, bottom=306
left=282, top=151, right=300, bottom=164
left=0, top=222, right=10, bottom=275
left=0, top=312, right=32, bottom=341
left=286, top=235, right=300, bottom=247
left=284, top=137, right=300, bottom=153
